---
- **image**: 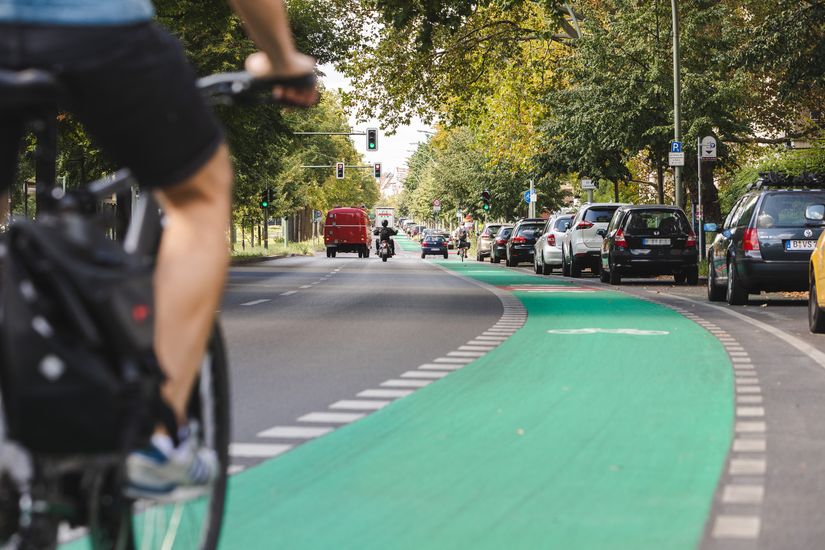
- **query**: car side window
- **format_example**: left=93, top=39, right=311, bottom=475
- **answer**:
left=736, top=195, right=759, bottom=228
left=724, top=197, right=746, bottom=229
left=607, top=210, right=622, bottom=233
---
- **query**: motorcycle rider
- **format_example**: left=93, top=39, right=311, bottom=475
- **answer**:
left=374, top=219, right=397, bottom=255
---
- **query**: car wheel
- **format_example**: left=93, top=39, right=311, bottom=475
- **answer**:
left=726, top=259, right=748, bottom=305
left=599, top=264, right=610, bottom=283
left=609, top=263, right=621, bottom=285
left=476, top=251, right=483, bottom=262
left=570, top=255, right=582, bottom=278
left=534, top=256, right=541, bottom=274
left=492, top=252, right=500, bottom=264
left=674, top=272, right=687, bottom=285
left=686, top=266, right=699, bottom=286
left=809, top=278, right=825, bottom=333
left=443, top=253, right=448, bottom=259
left=421, top=253, right=425, bottom=259
left=707, top=255, right=725, bottom=301
left=562, top=250, right=570, bottom=276
left=326, top=248, right=332, bottom=258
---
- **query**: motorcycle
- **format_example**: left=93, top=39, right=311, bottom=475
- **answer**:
left=379, top=240, right=392, bottom=262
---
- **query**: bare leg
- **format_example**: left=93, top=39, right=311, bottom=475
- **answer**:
left=153, top=144, right=233, bottom=424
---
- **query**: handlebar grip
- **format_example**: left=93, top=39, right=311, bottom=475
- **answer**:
left=196, top=71, right=317, bottom=106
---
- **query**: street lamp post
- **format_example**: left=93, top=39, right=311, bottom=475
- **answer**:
left=671, top=0, right=683, bottom=208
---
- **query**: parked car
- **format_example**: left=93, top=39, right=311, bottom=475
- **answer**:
left=506, top=218, right=545, bottom=266
left=534, top=214, right=574, bottom=274
left=598, top=205, right=698, bottom=285
left=708, top=174, right=825, bottom=304
left=323, top=207, right=372, bottom=258
left=807, top=204, right=825, bottom=332
left=476, top=223, right=504, bottom=261
left=562, top=203, right=624, bottom=277
left=421, top=235, right=449, bottom=259
left=490, top=225, right=514, bottom=264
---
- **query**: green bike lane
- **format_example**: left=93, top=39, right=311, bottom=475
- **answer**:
left=216, top=258, right=734, bottom=549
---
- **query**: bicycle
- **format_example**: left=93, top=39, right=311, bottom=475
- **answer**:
left=457, top=240, right=469, bottom=262
left=0, top=69, right=301, bottom=550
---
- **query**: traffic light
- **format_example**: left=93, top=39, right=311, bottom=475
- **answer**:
left=374, top=163, right=381, bottom=178
left=260, top=189, right=270, bottom=209
left=336, top=162, right=345, bottom=179
left=481, top=190, right=491, bottom=212
left=366, top=128, right=378, bottom=151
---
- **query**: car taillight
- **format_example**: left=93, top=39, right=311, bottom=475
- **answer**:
left=576, top=221, right=594, bottom=230
left=512, top=236, right=526, bottom=244
left=743, top=228, right=760, bottom=252
left=615, top=229, right=627, bottom=248
left=547, top=234, right=556, bottom=246
left=686, top=233, right=697, bottom=248
left=496, top=239, right=507, bottom=245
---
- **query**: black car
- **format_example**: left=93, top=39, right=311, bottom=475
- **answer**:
left=707, top=173, right=825, bottom=305
left=505, top=218, right=546, bottom=267
left=598, top=205, right=698, bottom=285
left=421, top=235, right=448, bottom=259
left=490, top=225, right=514, bottom=264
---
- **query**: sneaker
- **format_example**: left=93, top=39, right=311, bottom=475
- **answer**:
left=125, top=429, right=219, bottom=500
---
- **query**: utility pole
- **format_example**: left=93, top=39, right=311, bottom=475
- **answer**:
left=671, top=0, right=683, bottom=208
left=529, top=180, right=536, bottom=218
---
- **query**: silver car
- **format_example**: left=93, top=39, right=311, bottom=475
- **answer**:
left=534, top=214, right=574, bottom=274
left=561, top=203, right=625, bottom=277
left=476, top=223, right=504, bottom=261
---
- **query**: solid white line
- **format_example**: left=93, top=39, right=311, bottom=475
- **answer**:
left=712, top=516, right=760, bottom=539
left=733, top=438, right=766, bottom=452
left=401, top=370, right=448, bottom=379
left=257, top=426, right=333, bottom=439
left=358, top=389, right=414, bottom=398
left=229, top=443, right=292, bottom=458
left=330, top=399, right=390, bottom=411
left=661, top=292, right=825, bottom=368
left=241, top=299, right=270, bottom=306
left=381, top=379, right=432, bottom=388
left=280, top=290, right=297, bottom=296
left=298, top=412, right=365, bottom=423
left=729, top=458, right=766, bottom=475
left=722, top=485, right=764, bottom=504
left=433, top=357, right=474, bottom=364
left=419, top=363, right=464, bottom=370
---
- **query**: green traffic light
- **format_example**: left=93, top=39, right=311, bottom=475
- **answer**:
left=262, top=201, right=268, bottom=208
left=483, top=204, right=490, bottom=211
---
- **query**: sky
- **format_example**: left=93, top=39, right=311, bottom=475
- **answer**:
left=319, top=63, right=433, bottom=186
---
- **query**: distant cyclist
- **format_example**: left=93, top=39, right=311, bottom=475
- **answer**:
left=0, top=0, right=318, bottom=496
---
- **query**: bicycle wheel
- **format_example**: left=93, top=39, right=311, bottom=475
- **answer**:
left=128, top=323, right=230, bottom=550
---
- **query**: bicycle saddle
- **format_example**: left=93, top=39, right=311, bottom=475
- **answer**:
left=0, top=68, right=65, bottom=111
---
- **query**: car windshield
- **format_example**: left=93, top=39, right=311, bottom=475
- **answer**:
left=516, top=224, right=543, bottom=237
left=584, top=207, right=619, bottom=223
left=554, top=217, right=572, bottom=231
left=483, top=225, right=502, bottom=237
left=756, top=192, right=825, bottom=228
left=624, top=210, right=690, bottom=235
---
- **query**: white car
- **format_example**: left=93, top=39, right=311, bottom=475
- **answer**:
left=561, top=203, right=624, bottom=277
left=534, top=214, right=574, bottom=275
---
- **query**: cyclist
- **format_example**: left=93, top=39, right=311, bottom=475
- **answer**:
left=456, top=225, right=469, bottom=257
left=0, top=0, right=318, bottom=497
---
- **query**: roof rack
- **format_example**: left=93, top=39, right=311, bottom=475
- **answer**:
left=747, top=172, right=825, bottom=190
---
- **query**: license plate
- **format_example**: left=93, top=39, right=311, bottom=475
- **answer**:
left=642, top=238, right=671, bottom=246
left=785, top=240, right=816, bottom=251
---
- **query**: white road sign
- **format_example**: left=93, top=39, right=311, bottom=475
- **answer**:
left=669, top=152, right=685, bottom=166
left=580, top=179, right=595, bottom=190
left=701, top=136, right=717, bottom=160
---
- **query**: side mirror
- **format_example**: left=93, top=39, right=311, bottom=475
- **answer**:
left=596, top=229, right=607, bottom=238
left=805, top=204, right=825, bottom=222
left=703, top=223, right=718, bottom=232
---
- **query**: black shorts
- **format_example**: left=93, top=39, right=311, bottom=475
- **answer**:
left=0, top=23, right=223, bottom=192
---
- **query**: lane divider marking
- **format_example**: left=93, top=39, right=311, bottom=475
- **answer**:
left=257, top=426, right=333, bottom=439
left=241, top=299, right=270, bottom=306
left=280, top=290, right=297, bottom=296
left=229, top=443, right=293, bottom=458
left=329, top=400, right=390, bottom=411
left=546, top=328, right=670, bottom=336
left=357, top=389, right=414, bottom=398
left=297, top=412, right=365, bottom=423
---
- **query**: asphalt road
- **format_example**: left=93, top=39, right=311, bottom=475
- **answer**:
left=220, top=247, right=501, bottom=470
left=217, top=238, right=825, bottom=549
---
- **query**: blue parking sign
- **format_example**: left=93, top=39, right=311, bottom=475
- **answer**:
left=671, top=141, right=683, bottom=153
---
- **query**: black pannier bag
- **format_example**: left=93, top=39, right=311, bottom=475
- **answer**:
left=0, top=212, right=165, bottom=453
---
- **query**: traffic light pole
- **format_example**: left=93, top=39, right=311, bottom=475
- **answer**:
left=671, top=0, right=684, bottom=208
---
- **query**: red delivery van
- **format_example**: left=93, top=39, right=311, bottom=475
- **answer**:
left=324, top=207, right=372, bottom=258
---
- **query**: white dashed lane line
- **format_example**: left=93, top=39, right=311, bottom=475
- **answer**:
left=241, top=299, right=270, bottom=307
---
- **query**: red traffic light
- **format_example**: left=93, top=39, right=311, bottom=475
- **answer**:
left=374, top=163, right=382, bottom=178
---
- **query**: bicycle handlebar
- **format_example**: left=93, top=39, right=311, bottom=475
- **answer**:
left=197, top=71, right=317, bottom=107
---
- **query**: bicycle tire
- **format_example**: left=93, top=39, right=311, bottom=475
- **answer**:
left=127, top=322, right=230, bottom=550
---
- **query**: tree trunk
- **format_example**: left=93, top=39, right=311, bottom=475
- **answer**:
left=613, top=180, right=619, bottom=202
